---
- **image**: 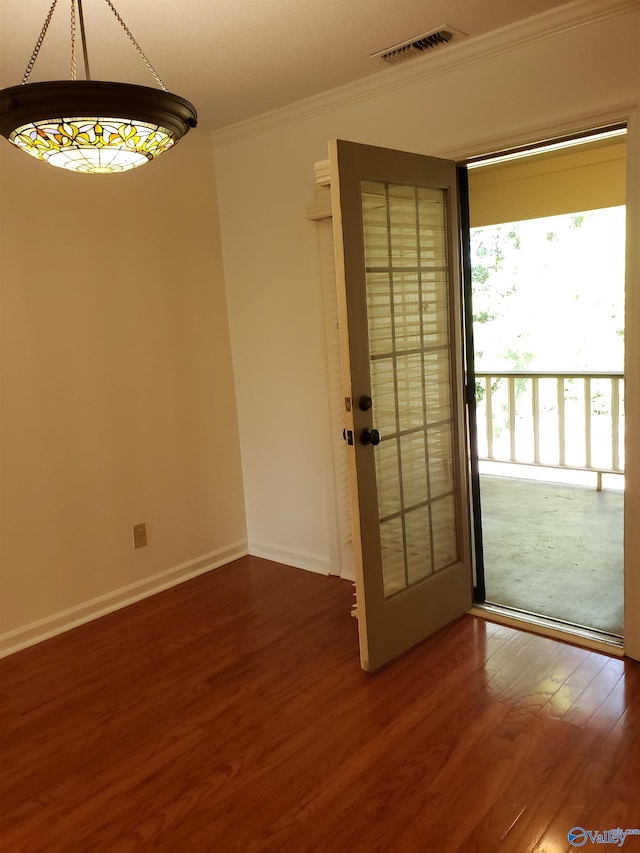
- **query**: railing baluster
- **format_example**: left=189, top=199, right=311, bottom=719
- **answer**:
left=557, top=377, right=566, bottom=467
left=532, top=377, right=540, bottom=464
left=485, top=376, right=493, bottom=461
left=584, top=377, right=592, bottom=470
left=509, top=376, right=516, bottom=461
left=612, top=377, right=620, bottom=472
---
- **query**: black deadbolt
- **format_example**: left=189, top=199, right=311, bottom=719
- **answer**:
left=359, top=395, right=373, bottom=411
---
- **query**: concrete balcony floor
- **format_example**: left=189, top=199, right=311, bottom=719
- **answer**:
left=480, top=473, right=624, bottom=636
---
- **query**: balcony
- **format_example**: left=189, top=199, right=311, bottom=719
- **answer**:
left=474, top=371, right=624, bottom=636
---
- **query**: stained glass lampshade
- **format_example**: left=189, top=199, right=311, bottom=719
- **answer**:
left=0, top=81, right=197, bottom=174
left=0, top=0, right=197, bottom=175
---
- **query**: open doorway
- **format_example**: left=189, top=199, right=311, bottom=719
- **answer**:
left=468, top=127, right=626, bottom=638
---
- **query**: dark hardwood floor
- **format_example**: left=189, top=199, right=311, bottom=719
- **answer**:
left=1, top=555, right=639, bottom=852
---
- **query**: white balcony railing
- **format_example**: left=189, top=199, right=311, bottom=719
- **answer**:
left=474, top=371, right=624, bottom=490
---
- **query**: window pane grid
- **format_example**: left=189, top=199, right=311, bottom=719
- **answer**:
left=362, top=180, right=459, bottom=598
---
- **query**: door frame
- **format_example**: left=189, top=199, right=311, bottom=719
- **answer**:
left=314, top=101, right=640, bottom=661
left=462, top=121, right=628, bottom=628
left=449, top=103, right=640, bottom=661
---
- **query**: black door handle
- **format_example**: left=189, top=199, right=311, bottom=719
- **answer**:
left=361, top=428, right=381, bottom=446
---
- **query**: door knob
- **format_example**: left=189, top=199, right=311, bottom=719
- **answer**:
left=361, top=428, right=381, bottom=446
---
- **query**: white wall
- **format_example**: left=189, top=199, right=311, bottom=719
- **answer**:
left=0, top=133, right=247, bottom=655
left=213, top=2, right=640, bottom=577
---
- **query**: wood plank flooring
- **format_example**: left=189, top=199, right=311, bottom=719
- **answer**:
left=1, top=555, right=639, bottom=852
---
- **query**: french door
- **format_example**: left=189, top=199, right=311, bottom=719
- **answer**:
left=329, top=139, right=473, bottom=671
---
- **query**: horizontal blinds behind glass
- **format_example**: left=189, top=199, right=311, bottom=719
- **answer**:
left=362, top=182, right=458, bottom=598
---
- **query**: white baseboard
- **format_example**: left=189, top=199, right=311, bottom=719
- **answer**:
left=339, top=563, right=355, bottom=583
left=248, top=540, right=330, bottom=576
left=0, top=540, right=249, bottom=660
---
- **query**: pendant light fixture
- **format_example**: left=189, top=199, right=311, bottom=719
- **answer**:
left=0, top=0, right=197, bottom=174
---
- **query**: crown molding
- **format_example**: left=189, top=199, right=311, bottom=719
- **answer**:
left=211, top=0, right=639, bottom=148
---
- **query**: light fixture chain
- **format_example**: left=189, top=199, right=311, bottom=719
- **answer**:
left=102, top=0, right=168, bottom=91
left=70, top=0, right=77, bottom=80
left=77, top=0, right=92, bottom=80
left=22, top=0, right=60, bottom=84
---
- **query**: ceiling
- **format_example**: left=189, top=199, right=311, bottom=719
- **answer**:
left=0, top=0, right=575, bottom=132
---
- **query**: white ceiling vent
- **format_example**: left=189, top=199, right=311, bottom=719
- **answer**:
left=371, top=25, right=466, bottom=65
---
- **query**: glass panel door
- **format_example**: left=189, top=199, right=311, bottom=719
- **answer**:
left=362, top=181, right=459, bottom=598
left=329, top=139, right=472, bottom=672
